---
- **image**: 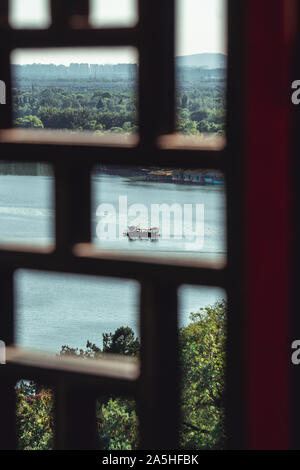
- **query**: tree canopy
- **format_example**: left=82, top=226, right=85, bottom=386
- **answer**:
left=12, top=85, right=225, bottom=136
left=16, top=300, right=226, bottom=450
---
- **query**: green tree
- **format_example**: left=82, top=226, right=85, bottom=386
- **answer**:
left=103, top=326, right=140, bottom=356
left=16, top=301, right=226, bottom=451
left=97, top=398, right=139, bottom=450
left=16, top=381, right=54, bottom=450
left=14, top=115, right=44, bottom=128
left=60, top=326, right=140, bottom=450
left=60, top=326, right=140, bottom=359
left=179, top=300, right=226, bottom=449
left=190, top=110, right=209, bottom=122
left=182, top=94, right=188, bottom=108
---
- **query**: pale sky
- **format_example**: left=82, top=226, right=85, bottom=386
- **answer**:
left=10, top=0, right=226, bottom=65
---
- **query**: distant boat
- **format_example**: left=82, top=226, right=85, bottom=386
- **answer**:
left=124, top=226, right=160, bottom=241
left=212, top=177, right=225, bottom=185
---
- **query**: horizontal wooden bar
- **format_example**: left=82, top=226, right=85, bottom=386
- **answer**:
left=158, top=133, right=225, bottom=151
left=0, top=243, right=226, bottom=286
left=0, top=130, right=225, bottom=170
left=0, top=128, right=138, bottom=148
left=0, top=28, right=138, bottom=49
left=1, top=347, right=139, bottom=394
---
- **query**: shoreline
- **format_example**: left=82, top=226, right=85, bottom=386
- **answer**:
left=0, top=164, right=225, bottom=186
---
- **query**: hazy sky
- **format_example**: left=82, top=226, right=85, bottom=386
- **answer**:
left=10, top=0, right=226, bottom=65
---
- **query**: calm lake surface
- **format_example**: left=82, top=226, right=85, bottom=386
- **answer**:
left=0, top=174, right=226, bottom=353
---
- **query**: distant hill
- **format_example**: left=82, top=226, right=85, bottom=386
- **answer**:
left=176, top=53, right=227, bottom=69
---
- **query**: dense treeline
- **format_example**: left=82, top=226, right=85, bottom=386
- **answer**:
left=12, top=86, right=225, bottom=135
left=16, top=301, right=226, bottom=450
left=177, top=87, right=225, bottom=135
left=13, top=87, right=138, bottom=133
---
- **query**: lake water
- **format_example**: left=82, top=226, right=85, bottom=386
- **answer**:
left=0, top=174, right=226, bottom=353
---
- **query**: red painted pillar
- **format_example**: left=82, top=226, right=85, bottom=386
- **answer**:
left=244, top=0, right=293, bottom=449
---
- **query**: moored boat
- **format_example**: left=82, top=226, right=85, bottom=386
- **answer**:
left=124, top=226, right=160, bottom=241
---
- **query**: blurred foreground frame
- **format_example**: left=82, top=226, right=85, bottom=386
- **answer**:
left=1, top=0, right=291, bottom=451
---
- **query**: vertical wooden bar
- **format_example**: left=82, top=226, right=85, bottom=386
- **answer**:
left=0, top=375, right=16, bottom=450
left=138, top=0, right=175, bottom=146
left=0, top=270, right=14, bottom=347
left=0, top=4, right=16, bottom=450
left=55, top=163, right=91, bottom=251
left=50, top=0, right=90, bottom=30
left=54, top=380, right=68, bottom=450
left=50, top=1, right=69, bottom=29
left=55, top=382, right=97, bottom=450
left=290, top=0, right=300, bottom=452
left=0, top=1, right=9, bottom=28
left=0, top=51, right=12, bottom=128
left=0, top=2, right=11, bottom=126
left=0, top=270, right=16, bottom=449
left=72, top=0, right=90, bottom=17
left=137, top=1, right=178, bottom=447
left=139, top=281, right=179, bottom=449
left=226, top=0, right=247, bottom=450
left=244, top=0, right=291, bottom=449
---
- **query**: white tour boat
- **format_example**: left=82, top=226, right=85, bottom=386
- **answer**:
left=124, top=226, right=160, bottom=241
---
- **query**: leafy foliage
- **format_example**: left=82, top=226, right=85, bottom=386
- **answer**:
left=60, top=326, right=140, bottom=359
left=14, top=115, right=44, bottom=128
left=16, top=301, right=226, bottom=450
left=60, top=326, right=140, bottom=450
left=12, top=87, right=137, bottom=133
left=97, top=398, right=139, bottom=450
left=12, top=85, right=225, bottom=136
left=16, top=381, right=54, bottom=450
left=176, top=87, right=225, bottom=135
left=103, top=326, right=140, bottom=356
left=179, top=300, right=226, bottom=449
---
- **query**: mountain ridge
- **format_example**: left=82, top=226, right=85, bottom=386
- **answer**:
left=176, top=53, right=227, bottom=69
